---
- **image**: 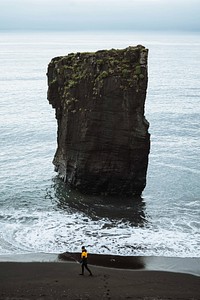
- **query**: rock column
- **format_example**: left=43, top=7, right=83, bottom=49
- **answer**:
left=47, top=46, right=150, bottom=196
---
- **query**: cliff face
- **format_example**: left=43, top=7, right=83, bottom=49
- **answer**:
left=47, top=46, right=150, bottom=196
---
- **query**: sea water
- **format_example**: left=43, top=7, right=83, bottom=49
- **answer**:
left=0, top=31, right=199, bottom=258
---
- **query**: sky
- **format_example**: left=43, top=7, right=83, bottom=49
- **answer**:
left=0, top=0, right=200, bottom=32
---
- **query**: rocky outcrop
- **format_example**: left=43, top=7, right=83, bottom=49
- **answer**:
left=47, top=46, right=150, bottom=196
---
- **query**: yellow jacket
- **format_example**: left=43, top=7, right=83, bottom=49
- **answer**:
left=81, top=250, right=88, bottom=259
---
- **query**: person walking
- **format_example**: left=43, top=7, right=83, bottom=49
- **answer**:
left=79, top=246, right=93, bottom=276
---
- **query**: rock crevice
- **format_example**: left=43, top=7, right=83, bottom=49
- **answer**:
left=47, top=46, right=150, bottom=196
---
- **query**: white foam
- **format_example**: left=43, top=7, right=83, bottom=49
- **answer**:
left=0, top=207, right=199, bottom=258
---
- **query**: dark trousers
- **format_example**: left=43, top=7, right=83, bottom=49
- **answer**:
left=81, top=262, right=92, bottom=275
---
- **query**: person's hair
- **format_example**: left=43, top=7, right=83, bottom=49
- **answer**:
left=82, top=246, right=85, bottom=249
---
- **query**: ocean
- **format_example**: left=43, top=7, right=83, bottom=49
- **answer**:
left=0, top=31, right=199, bottom=259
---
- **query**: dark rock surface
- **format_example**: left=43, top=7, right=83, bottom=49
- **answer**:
left=47, top=46, right=150, bottom=196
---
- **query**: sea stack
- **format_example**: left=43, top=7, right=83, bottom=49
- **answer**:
left=47, top=46, right=150, bottom=196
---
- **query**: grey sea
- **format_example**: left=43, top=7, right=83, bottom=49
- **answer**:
left=0, top=31, right=199, bottom=259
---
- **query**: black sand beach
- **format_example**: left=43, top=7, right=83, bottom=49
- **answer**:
left=0, top=254, right=199, bottom=299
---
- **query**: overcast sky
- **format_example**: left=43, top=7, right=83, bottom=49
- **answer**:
left=0, top=0, right=200, bottom=31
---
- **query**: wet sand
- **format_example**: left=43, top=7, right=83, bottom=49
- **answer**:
left=0, top=254, right=200, bottom=300
left=1, top=252, right=199, bottom=276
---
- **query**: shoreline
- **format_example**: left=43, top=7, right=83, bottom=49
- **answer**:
left=0, top=252, right=199, bottom=276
